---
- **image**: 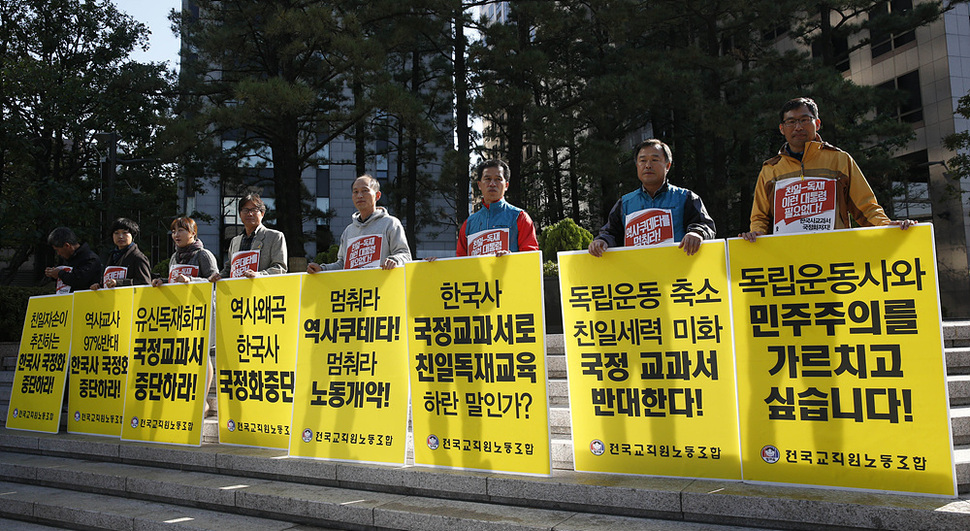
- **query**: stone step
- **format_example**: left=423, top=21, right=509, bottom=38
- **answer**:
left=952, top=375, right=970, bottom=407
left=954, top=406, right=970, bottom=446
left=948, top=347, right=970, bottom=375
left=0, top=517, right=68, bottom=531
left=0, top=431, right=967, bottom=530
left=0, top=480, right=335, bottom=530
left=0, top=452, right=779, bottom=531
left=945, top=321, right=970, bottom=348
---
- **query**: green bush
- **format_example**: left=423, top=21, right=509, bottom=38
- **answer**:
left=538, top=218, right=593, bottom=263
left=152, top=257, right=170, bottom=276
left=543, top=260, right=559, bottom=278
left=313, top=244, right=340, bottom=265
left=0, top=285, right=57, bottom=342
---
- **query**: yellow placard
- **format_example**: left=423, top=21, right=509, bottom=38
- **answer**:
left=121, top=283, right=211, bottom=445
left=215, top=274, right=301, bottom=448
left=730, top=225, right=955, bottom=496
left=6, top=294, right=73, bottom=433
left=289, top=268, right=409, bottom=463
left=66, top=288, right=134, bottom=436
left=558, top=243, right=741, bottom=479
left=406, top=252, right=551, bottom=475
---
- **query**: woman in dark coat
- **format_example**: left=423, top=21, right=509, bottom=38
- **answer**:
left=90, top=218, right=152, bottom=290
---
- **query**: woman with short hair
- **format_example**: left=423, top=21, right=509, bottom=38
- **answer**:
left=90, top=217, right=152, bottom=290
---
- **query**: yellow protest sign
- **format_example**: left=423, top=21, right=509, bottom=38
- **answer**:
left=559, top=243, right=741, bottom=479
left=215, top=274, right=301, bottom=448
left=290, top=268, right=409, bottom=463
left=121, top=283, right=211, bottom=445
left=406, top=252, right=551, bottom=475
left=729, top=225, right=955, bottom=496
left=66, top=288, right=134, bottom=436
left=6, top=294, right=73, bottom=433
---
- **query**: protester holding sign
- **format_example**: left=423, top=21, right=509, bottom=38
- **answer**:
left=44, top=227, right=103, bottom=294
left=740, top=97, right=915, bottom=241
left=152, top=217, right=218, bottom=286
left=455, top=159, right=538, bottom=257
left=308, top=174, right=410, bottom=271
left=90, top=218, right=152, bottom=290
left=589, top=139, right=716, bottom=257
left=209, top=193, right=287, bottom=281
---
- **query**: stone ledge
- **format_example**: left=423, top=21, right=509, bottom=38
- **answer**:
left=2, top=429, right=969, bottom=531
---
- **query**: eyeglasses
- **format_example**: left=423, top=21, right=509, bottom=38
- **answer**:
left=781, top=116, right=815, bottom=129
left=240, top=207, right=261, bottom=215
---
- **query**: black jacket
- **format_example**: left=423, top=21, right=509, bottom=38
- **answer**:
left=59, top=243, right=103, bottom=292
left=100, top=243, right=152, bottom=287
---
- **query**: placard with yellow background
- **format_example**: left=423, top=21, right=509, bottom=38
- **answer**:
left=290, top=268, right=409, bottom=464
left=406, top=251, right=551, bottom=475
left=121, top=283, right=211, bottom=445
left=6, top=294, right=73, bottom=433
left=215, top=274, right=301, bottom=448
left=67, top=288, right=134, bottom=436
left=559, top=242, right=741, bottom=479
left=729, top=225, right=955, bottom=496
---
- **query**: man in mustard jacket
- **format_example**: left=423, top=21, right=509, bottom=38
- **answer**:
left=740, top=97, right=914, bottom=241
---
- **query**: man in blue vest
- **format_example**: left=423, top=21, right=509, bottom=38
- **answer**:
left=457, top=159, right=539, bottom=256
left=589, top=139, right=716, bottom=257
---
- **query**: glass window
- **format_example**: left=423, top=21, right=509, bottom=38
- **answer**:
left=878, top=70, right=923, bottom=124
left=891, top=150, right=932, bottom=220
left=871, top=0, right=916, bottom=59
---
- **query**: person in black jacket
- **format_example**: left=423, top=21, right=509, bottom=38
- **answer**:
left=45, top=227, right=103, bottom=293
left=90, top=218, right=152, bottom=290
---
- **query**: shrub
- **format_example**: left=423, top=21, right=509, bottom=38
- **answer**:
left=0, top=285, right=57, bottom=342
left=152, top=257, right=170, bottom=276
left=538, top=218, right=593, bottom=263
left=313, top=244, right=340, bottom=265
left=543, top=260, right=559, bottom=278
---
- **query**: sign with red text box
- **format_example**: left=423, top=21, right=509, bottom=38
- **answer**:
left=169, top=264, right=199, bottom=283
left=103, top=266, right=127, bottom=284
left=772, top=177, right=836, bottom=234
left=230, top=250, right=260, bottom=278
left=468, top=228, right=510, bottom=256
left=346, top=234, right=383, bottom=269
left=624, top=209, right=674, bottom=246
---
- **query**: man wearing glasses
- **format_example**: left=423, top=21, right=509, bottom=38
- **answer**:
left=740, top=97, right=914, bottom=241
left=209, top=192, right=288, bottom=280
left=456, top=159, right=539, bottom=257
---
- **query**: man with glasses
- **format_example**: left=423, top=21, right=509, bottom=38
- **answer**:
left=740, top=97, right=914, bottom=241
left=456, top=159, right=539, bottom=257
left=209, top=192, right=288, bottom=280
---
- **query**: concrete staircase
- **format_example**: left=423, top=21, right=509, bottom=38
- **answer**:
left=0, top=323, right=968, bottom=530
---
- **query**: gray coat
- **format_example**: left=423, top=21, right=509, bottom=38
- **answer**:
left=218, top=224, right=288, bottom=277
